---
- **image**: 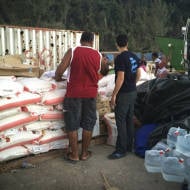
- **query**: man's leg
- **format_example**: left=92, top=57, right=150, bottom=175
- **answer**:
left=126, top=110, right=134, bottom=152
left=115, top=93, right=129, bottom=154
left=63, top=98, right=81, bottom=161
left=80, top=129, right=92, bottom=160
left=68, top=130, right=79, bottom=160
left=80, top=98, right=96, bottom=160
left=126, top=91, right=137, bottom=152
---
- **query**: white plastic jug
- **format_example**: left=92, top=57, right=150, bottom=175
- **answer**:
left=176, top=134, right=190, bottom=157
left=167, top=127, right=187, bottom=149
left=144, top=149, right=165, bottom=173
left=161, top=156, right=185, bottom=183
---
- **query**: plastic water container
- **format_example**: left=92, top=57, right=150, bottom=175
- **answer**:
left=152, top=140, right=173, bottom=157
left=161, top=156, right=185, bottom=183
left=167, top=127, right=187, bottom=149
left=152, top=140, right=168, bottom=151
left=144, top=150, right=165, bottom=173
left=176, top=134, right=190, bottom=157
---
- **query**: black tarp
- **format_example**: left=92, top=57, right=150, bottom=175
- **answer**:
left=135, top=73, right=190, bottom=149
left=135, top=74, right=190, bottom=125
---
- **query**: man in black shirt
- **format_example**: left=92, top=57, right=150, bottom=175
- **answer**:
left=108, top=34, right=140, bottom=159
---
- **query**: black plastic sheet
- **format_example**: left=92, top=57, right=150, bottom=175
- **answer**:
left=135, top=74, right=190, bottom=125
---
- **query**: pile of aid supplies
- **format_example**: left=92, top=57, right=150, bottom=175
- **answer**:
left=144, top=127, right=190, bottom=189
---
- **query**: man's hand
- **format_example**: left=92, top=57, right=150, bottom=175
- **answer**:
left=110, top=94, right=116, bottom=110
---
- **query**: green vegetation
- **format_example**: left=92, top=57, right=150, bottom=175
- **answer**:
left=156, top=37, right=184, bottom=70
left=0, top=0, right=189, bottom=53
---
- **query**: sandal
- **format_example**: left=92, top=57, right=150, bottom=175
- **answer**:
left=64, top=153, right=79, bottom=164
left=80, top=151, right=92, bottom=161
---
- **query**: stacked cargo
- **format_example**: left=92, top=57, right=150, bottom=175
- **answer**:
left=0, top=25, right=101, bottom=162
left=0, top=76, right=69, bottom=162
left=144, top=127, right=190, bottom=188
left=0, top=70, right=102, bottom=162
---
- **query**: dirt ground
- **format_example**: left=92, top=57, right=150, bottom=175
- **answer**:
left=0, top=141, right=183, bottom=190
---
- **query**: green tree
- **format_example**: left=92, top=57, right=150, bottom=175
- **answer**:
left=0, top=0, right=188, bottom=51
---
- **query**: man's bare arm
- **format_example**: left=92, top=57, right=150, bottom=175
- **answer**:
left=55, top=48, right=72, bottom=81
left=110, top=71, right=124, bottom=108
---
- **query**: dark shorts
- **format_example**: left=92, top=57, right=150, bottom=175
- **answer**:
left=63, top=97, right=97, bottom=132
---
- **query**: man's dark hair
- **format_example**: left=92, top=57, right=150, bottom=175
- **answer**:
left=116, top=34, right=128, bottom=47
left=152, top=52, right=159, bottom=58
left=80, top=31, right=94, bottom=43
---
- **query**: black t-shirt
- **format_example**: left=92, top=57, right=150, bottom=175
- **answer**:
left=114, top=51, right=140, bottom=93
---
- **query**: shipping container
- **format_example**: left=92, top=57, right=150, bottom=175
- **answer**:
left=0, top=25, right=99, bottom=71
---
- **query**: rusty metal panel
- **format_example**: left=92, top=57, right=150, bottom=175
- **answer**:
left=0, top=25, right=99, bottom=71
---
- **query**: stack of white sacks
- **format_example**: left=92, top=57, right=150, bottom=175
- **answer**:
left=0, top=70, right=101, bottom=162
left=144, top=127, right=190, bottom=188
left=0, top=73, right=69, bottom=162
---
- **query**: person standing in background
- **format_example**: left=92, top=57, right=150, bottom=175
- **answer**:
left=136, top=54, right=148, bottom=85
left=152, top=52, right=161, bottom=76
left=108, top=34, right=140, bottom=159
left=99, top=53, right=110, bottom=79
left=55, top=31, right=102, bottom=162
left=156, top=54, right=169, bottom=78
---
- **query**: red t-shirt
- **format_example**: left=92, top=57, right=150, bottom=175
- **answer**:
left=66, top=46, right=101, bottom=98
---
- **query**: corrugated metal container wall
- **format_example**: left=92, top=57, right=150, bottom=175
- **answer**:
left=0, top=25, right=99, bottom=71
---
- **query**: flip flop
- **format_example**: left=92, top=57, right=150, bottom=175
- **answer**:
left=80, top=151, right=92, bottom=161
left=64, top=153, right=79, bottom=164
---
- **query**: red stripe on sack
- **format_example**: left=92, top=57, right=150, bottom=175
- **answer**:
left=38, top=135, right=68, bottom=145
left=0, top=115, right=39, bottom=132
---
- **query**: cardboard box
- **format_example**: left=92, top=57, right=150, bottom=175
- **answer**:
left=0, top=55, right=22, bottom=65
left=0, top=66, right=40, bottom=77
left=0, top=55, right=40, bottom=77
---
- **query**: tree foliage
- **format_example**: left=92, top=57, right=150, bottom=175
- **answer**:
left=0, top=0, right=189, bottom=51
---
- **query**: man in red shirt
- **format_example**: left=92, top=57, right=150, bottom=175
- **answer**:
left=55, top=31, right=102, bottom=162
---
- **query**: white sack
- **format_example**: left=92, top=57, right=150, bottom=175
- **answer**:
left=0, top=127, right=21, bottom=137
left=17, top=77, right=56, bottom=93
left=39, top=111, right=64, bottom=120
left=103, top=112, right=117, bottom=146
left=0, top=107, right=22, bottom=120
left=23, top=120, right=65, bottom=131
left=0, top=79, right=24, bottom=97
left=0, top=91, right=41, bottom=111
left=98, top=74, right=115, bottom=97
left=22, top=104, right=54, bottom=114
left=0, top=131, right=42, bottom=151
left=0, top=146, right=29, bottom=162
left=49, top=139, right=69, bottom=150
left=24, top=138, right=69, bottom=154
left=0, top=76, right=16, bottom=81
left=37, top=129, right=67, bottom=145
left=0, top=112, right=39, bottom=132
left=24, top=143, right=50, bottom=154
left=41, top=89, right=66, bottom=105
left=98, top=74, right=115, bottom=88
